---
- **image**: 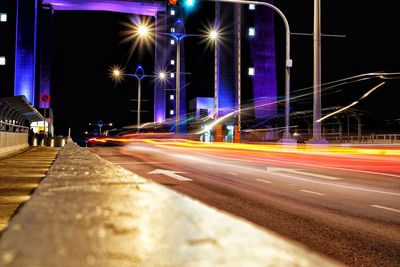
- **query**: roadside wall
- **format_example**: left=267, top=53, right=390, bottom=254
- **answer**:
left=0, top=132, right=28, bottom=157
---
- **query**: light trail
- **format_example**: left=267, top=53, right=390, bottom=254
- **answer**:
left=317, top=82, right=386, bottom=123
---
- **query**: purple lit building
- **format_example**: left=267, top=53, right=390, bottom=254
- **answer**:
left=215, top=1, right=277, bottom=124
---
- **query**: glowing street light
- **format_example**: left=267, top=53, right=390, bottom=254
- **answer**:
left=137, top=24, right=150, bottom=38
left=209, top=29, right=219, bottom=41
left=110, top=65, right=168, bottom=132
left=113, top=69, right=121, bottom=77
left=158, top=71, right=167, bottom=80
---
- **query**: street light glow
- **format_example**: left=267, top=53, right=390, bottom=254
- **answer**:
left=109, top=65, right=125, bottom=83
left=121, top=17, right=154, bottom=60
left=137, top=24, right=149, bottom=37
left=209, top=30, right=218, bottom=40
left=200, top=23, right=225, bottom=50
left=113, top=69, right=121, bottom=77
left=159, top=72, right=167, bottom=80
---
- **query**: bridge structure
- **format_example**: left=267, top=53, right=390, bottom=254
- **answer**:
left=8, top=0, right=278, bottom=130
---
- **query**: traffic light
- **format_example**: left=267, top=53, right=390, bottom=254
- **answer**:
left=168, top=0, right=196, bottom=8
left=184, top=0, right=194, bottom=7
left=168, top=0, right=179, bottom=6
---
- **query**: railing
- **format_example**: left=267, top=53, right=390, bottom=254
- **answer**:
left=329, top=133, right=400, bottom=144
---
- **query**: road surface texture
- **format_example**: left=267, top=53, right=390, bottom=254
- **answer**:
left=0, top=142, right=340, bottom=266
left=0, top=147, right=59, bottom=233
left=90, top=140, right=400, bottom=267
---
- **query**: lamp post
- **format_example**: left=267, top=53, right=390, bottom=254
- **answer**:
left=207, top=0, right=294, bottom=143
left=164, top=21, right=218, bottom=135
left=112, top=65, right=167, bottom=132
left=130, top=19, right=217, bottom=135
left=88, top=121, right=112, bottom=136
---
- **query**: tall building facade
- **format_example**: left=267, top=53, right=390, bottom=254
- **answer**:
left=0, top=0, right=16, bottom=98
left=215, top=1, right=277, bottom=126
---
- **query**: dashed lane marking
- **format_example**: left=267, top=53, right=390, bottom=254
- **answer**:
left=371, top=205, right=400, bottom=213
left=256, top=179, right=272, bottom=184
left=300, top=190, right=326, bottom=196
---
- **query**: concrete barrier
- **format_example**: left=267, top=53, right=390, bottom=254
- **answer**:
left=0, top=141, right=341, bottom=266
left=0, top=132, right=28, bottom=157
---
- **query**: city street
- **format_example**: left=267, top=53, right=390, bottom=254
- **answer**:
left=91, top=141, right=400, bottom=267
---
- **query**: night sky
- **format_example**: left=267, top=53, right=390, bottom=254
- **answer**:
left=50, top=1, right=400, bottom=137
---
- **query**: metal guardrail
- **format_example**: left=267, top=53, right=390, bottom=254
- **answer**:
left=0, top=120, right=28, bottom=133
left=330, top=134, right=400, bottom=144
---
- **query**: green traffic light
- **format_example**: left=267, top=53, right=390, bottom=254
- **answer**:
left=184, top=0, right=195, bottom=8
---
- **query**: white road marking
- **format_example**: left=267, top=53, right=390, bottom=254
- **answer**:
left=300, top=190, right=326, bottom=196
left=113, top=162, right=177, bottom=165
left=371, top=205, right=400, bottom=213
left=227, top=172, right=238, bottom=176
left=256, top=179, right=272, bottom=184
left=264, top=158, right=400, bottom=179
left=270, top=172, right=400, bottom=196
left=202, top=152, right=400, bottom=179
left=267, top=167, right=342, bottom=180
left=148, top=169, right=192, bottom=181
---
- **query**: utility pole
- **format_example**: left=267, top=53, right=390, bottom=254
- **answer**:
left=311, top=0, right=327, bottom=143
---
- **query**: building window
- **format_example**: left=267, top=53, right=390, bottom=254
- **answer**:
left=170, top=9, right=175, bottom=16
left=0, top=57, right=5, bottom=66
left=170, top=73, right=175, bottom=78
left=248, top=67, right=255, bottom=76
left=249, top=4, right=255, bottom=10
left=170, top=95, right=174, bottom=100
left=0, top=13, right=7, bottom=22
left=170, top=59, right=175, bottom=65
left=249, top=27, right=255, bottom=37
left=171, top=27, right=175, bottom=33
left=170, top=39, right=175, bottom=45
left=170, top=110, right=174, bottom=115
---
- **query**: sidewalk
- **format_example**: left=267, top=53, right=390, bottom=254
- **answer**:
left=0, top=146, right=59, bottom=233
left=0, top=142, right=341, bottom=266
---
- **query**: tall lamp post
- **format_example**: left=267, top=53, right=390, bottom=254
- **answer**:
left=112, top=66, right=166, bottom=132
left=207, top=0, right=294, bottom=143
left=168, top=21, right=218, bottom=135
left=132, top=19, right=218, bottom=135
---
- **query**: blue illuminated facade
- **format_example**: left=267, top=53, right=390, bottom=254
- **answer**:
left=245, top=1, right=277, bottom=119
left=14, top=0, right=38, bottom=105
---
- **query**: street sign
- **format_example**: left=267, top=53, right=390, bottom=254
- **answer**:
left=40, top=93, right=50, bottom=104
left=97, top=120, right=103, bottom=128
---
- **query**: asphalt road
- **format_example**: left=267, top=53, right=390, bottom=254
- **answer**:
left=90, top=141, right=400, bottom=266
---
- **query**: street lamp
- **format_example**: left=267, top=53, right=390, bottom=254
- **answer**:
left=112, top=65, right=167, bottom=132
left=168, top=20, right=218, bottom=135
left=88, top=121, right=112, bottom=135
left=132, top=18, right=218, bottom=135
left=207, top=0, right=294, bottom=143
